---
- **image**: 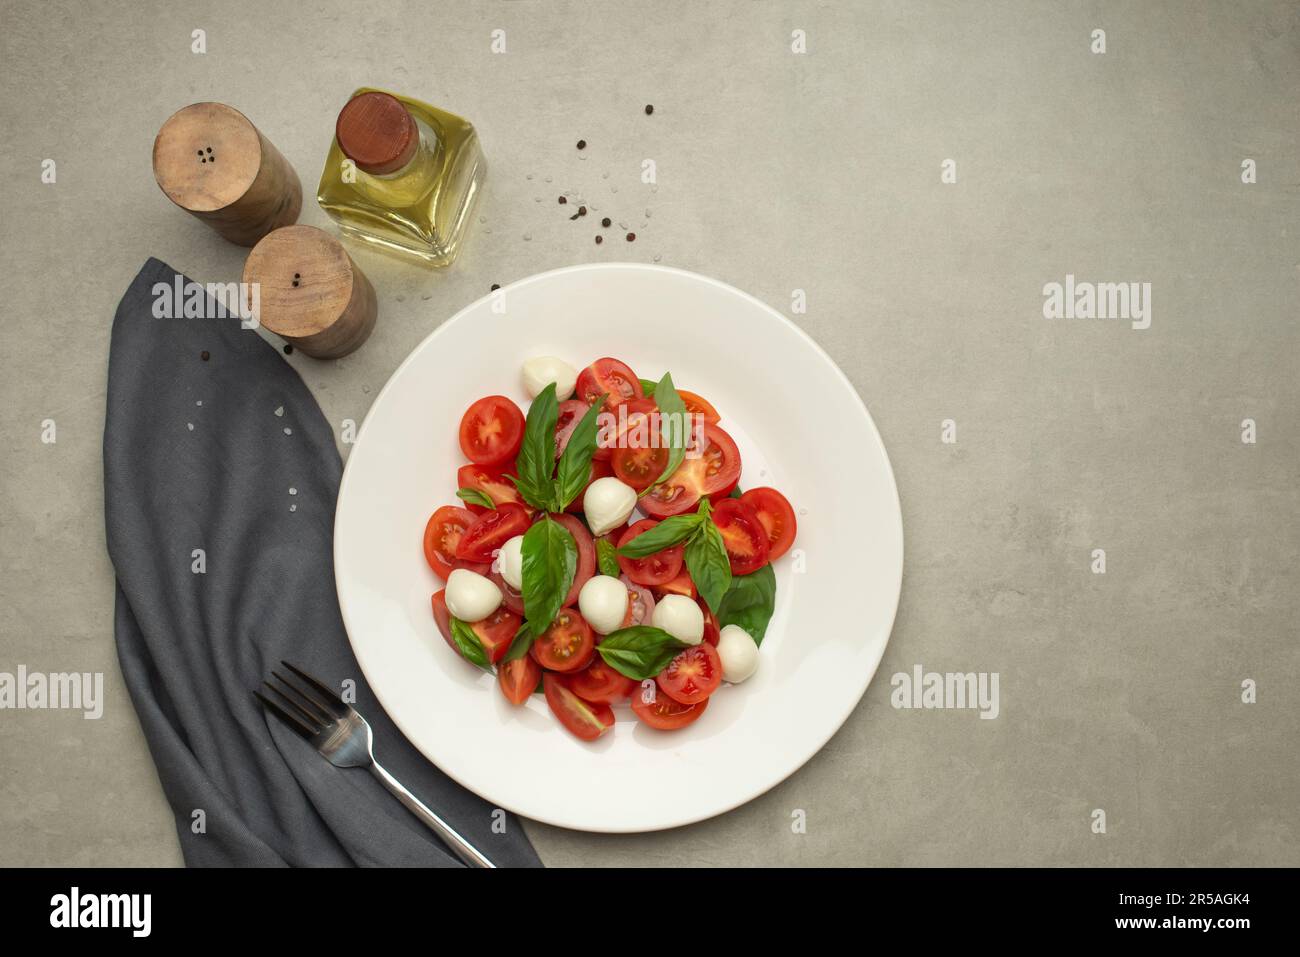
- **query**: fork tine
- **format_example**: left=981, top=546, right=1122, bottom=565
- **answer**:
left=255, top=690, right=317, bottom=739
left=263, top=680, right=327, bottom=730
left=270, top=671, right=334, bottom=725
left=280, top=660, right=346, bottom=709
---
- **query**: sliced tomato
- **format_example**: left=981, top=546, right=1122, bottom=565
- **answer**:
left=740, top=487, right=797, bottom=561
left=655, top=569, right=697, bottom=601
left=498, top=657, right=541, bottom=706
left=487, top=569, right=526, bottom=615
left=632, top=687, right=709, bottom=730
left=469, top=606, right=523, bottom=664
left=544, top=674, right=615, bottom=740
left=570, top=659, right=637, bottom=704
left=455, top=502, right=530, bottom=563
left=430, top=590, right=454, bottom=652
left=551, top=513, right=596, bottom=606
left=711, top=498, right=771, bottom=575
left=564, top=458, right=612, bottom=514
left=639, top=423, right=742, bottom=518
left=576, top=357, right=643, bottom=411
left=594, top=396, right=656, bottom=462
left=554, top=399, right=589, bottom=459
left=456, top=463, right=524, bottom=514
left=611, top=443, right=669, bottom=492
left=617, top=519, right=685, bottom=587
left=619, top=576, right=656, bottom=629
left=458, top=395, right=525, bottom=466
left=701, top=602, right=720, bottom=646
left=657, top=642, right=723, bottom=705
left=422, top=505, right=477, bottom=579
left=678, top=389, right=721, bottom=425
left=529, top=609, right=595, bottom=673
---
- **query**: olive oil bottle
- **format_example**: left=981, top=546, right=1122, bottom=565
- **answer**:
left=317, top=88, right=484, bottom=266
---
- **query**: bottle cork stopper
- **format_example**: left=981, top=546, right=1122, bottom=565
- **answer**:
left=153, top=102, right=302, bottom=246
left=241, top=225, right=378, bottom=359
left=335, top=92, right=418, bottom=175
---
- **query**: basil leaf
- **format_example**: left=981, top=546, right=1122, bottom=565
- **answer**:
left=502, top=620, right=535, bottom=662
left=513, top=383, right=559, bottom=510
left=715, top=563, right=777, bottom=645
left=553, top=396, right=605, bottom=511
left=686, top=518, right=732, bottom=613
left=449, top=617, right=493, bottom=672
left=596, top=626, right=688, bottom=680
left=520, top=517, right=576, bottom=636
left=455, top=487, right=496, bottom=510
left=639, top=377, right=657, bottom=396
left=616, top=512, right=702, bottom=557
left=596, top=537, right=621, bottom=578
left=647, top=372, right=688, bottom=490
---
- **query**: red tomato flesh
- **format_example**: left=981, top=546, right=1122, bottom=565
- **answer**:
left=458, top=395, right=525, bottom=466
left=570, top=659, right=637, bottom=704
left=455, top=502, right=530, bottom=563
left=423, top=506, right=477, bottom=580
left=617, top=519, right=685, bottom=587
left=710, top=497, right=771, bottom=575
left=740, top=487, right=798, bottom=561
left=529, top=609, right=595, bottom=673
left=498, top=657, right=541, bottom=706
left=544, top=674, right=615, bottom=740
left=576, top=357, right=643, bottom=411
left=632, top=687, right=709, bottom=730
left=456, top=463, right=524, bottom=514
left=470, top=606, right=523, bottom=664
left=639, top=423, right=741, bottom=518
left=656, top=642, right=722, bottom=705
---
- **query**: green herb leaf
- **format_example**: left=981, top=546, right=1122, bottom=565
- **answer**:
left=639, top=378, right=657, bottom=396
left=455, top=487, right=497, bottom=510
left=513, top=383, right=559, bottom=510
left=686, top=517, right=732, bottom=613
left=596, top=626, right=688, bottom=680
left=449, top=617, right=493, bottom=671
left=596, top=537, right=621, bottom=578
left=553, top=396, right=605, bottom=511
left=646, top=372, right=689, bottom=492
left=715, top=563, right=777, bottom=645
left=616, top=512, right=703, bottom=557
left=520, top=517, right=576, bottom=636
left=502, top=620, right=535, bottom=662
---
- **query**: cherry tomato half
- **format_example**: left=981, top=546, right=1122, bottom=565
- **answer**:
left=456, top=463, right=524, bottom=515
left=544, top=673, right=615, bottom=741
left=656, top=642, right=723, bottom=705
left=655, top=569, right=697, bottom=601
left=710, top=498, right=771, bottom=575
left=455, top=502, right=531, bottom=563
left=617, top=519, right=685, bottom=587
left=487, top=568, right=526, bottom=615
left=458, top=395, right=525, bottom=466
left=678, top=389, right=721, bottom=425
left=701, top=602, right=720, bottom=646
left=639, top=423, right=742, bottom=518
left=740, top=487, right=798, bottom=561
left=611, top=443, right=669, bottom=491
left=551, top=513, right=596, bottom=606
left=631, top=686, right=709, bottom=730
left=470, top=606, right=523, bottom=664
left=570, top=659, right=637, bottom=704
left=423, top=506, right=477, bottom=579
left=576, top=357, right=643, bottom=411
left=430, top=590, right=454, bottom=652
left=594, top=396, right=656, bottom=462
left=530, top=609, right=595, bottom=673
left=498, top=656, right=541, bottom=706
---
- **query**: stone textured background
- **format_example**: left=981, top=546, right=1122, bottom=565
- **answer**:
left=1, top=0, right=1296, bottom=866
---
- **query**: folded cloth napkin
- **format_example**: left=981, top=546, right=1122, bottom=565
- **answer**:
left=104, top=258, right=542, bottom=867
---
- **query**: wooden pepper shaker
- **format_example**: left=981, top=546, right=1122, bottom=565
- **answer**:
left=241, top=225, right=378, bottom=358
left=153, top=102, right=302, bottom=246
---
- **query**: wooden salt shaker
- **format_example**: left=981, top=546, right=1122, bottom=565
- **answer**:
left=241, top=225, right=378, bottom=358
left=153, top=102, right=302, bottom=246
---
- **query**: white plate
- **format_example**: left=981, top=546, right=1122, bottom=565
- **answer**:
left=335, top=263, right=903, bottom=833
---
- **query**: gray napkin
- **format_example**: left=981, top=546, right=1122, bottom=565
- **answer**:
left=103, top=258, right=541, bottom=867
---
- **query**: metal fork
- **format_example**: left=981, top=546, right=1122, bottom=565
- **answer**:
left=256, top=661, right=495, bottom=868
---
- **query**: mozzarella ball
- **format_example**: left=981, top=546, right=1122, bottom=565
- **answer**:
left=651, top=594, right=704, bottom=645
left=444, top=569, right=502, bottom=622
left=582, top=476, right=637, bottom=536
left=522, top=356, right=577, bottom=401
left=578, top=575, right=628, bottom=635
left=498, top=535, right=525, bottom=590
left=716, top=624, right=759, bottom=683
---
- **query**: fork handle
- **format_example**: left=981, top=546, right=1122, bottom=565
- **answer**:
left=369, top=760, right=495, bottom=868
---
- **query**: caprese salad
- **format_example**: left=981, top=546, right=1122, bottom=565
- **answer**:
left=423, top=356, right=798, bottom=741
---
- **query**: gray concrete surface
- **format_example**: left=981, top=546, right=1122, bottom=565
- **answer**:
left=1, top=0, right=1297, bottom=867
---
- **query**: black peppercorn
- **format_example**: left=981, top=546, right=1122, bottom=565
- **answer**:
left=578, top=206, right=587, bottom=216
left=283, top=344, right=293, bottom=355
left=595, top=235, right=603, bottom=245
left=645, top=104, right=654, bottom=115
left=576, top=139, right=586, bottom=150
left=200, top=350, right=210, bottom=361
left=491, top=283, right=500, bottom=291
left=601, top=217, right=611, bottom=228
left=626, top=232, right=636, bottom=242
